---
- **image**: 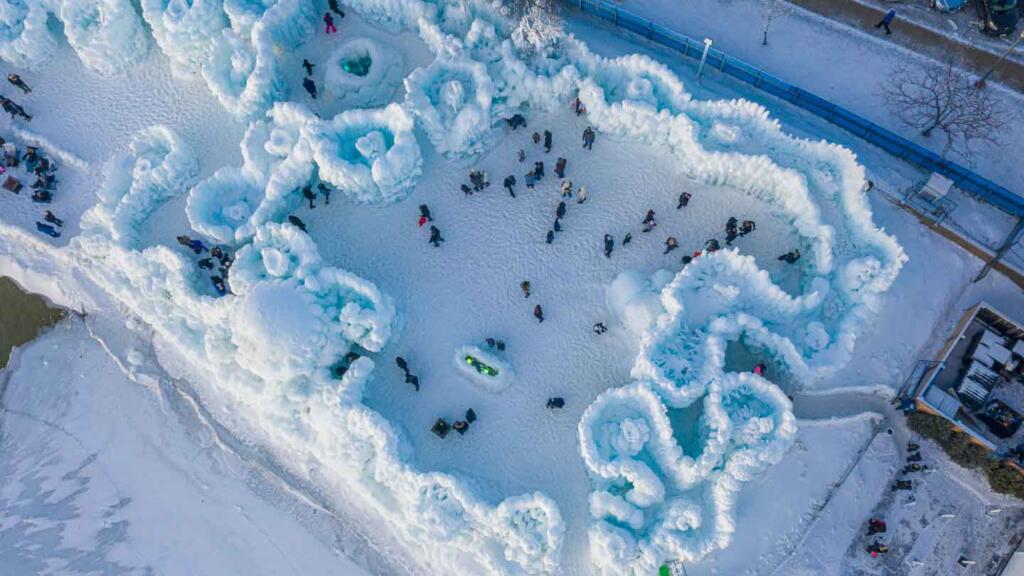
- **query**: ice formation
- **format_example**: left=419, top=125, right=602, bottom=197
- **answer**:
left=0, top=0, right=908, bottom=573
left=453, top=344, right=514, bottom=394
left=323, top=37, right=405, bottom=107
left=59, top=0, right=150, bottom=77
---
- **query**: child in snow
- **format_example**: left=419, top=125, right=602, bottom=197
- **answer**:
left=704, top=238, right=720, bottom=253
left=517, top=149, right=526, bottom=163
left=532, top=132, right=541, bottom=145
left=546, top=230, right=555, bottom=244
left=211, top=276, right=228, bottom=296
left=534, top=161, right=544, bottom=179
left=418, top=204, right=432, bottom=227
left=556, top=201, right=566, bottom=220
left=547, top=397, right=565, bottom=409
left=328, top=0, right=345, bottom=17
left=623, top=233, right=632, bottom=246
left=740, top=220, right=756, bottom=236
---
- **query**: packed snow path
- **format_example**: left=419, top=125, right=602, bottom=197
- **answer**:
left=0, top=0, right=907, bottom=573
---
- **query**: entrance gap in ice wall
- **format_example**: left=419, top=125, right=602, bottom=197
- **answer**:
left=0, top=0, right=906, bottom=573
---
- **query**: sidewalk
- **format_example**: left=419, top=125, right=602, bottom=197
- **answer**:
left=792, top=0, right=1024, bottom=91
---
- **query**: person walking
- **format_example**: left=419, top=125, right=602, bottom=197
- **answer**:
left=556, top=201, right=566, bottom=220
left=43, top=210, right=63, bottom=227
left=419, top=204, right=433, bottom=225
left=576, top=186, right=587, bottom=204
left=778, top=249, right=801, bottom=263
left=324, top=12, right=337, bottom=34
left=874, top=9, right=896, bottom=35
left=517, top=149, right=526, bottom=163
left=560, top=180, right=572, bottom=199
left=317, top=182, right=331, bottom=205
left=7, top=74, right=31, bottom=94
left=429, top=225, right=444, bottom=247
left=622, top=232, right=632, bottom=246
left=525, top=170, right=536, bottom=189
left=303, top=77, right=318, bottom=99
left=543, top=130, right=552, bottom=153
left=582, top=127, right=595, bottom=150
left=328, top=0, right=345, bottom=17
left=603, top=233, right=614, bottom=258
left=503, top=175, right=516, bottom=198
left=546, top=229, right=555, bottom=244
left=520, top=280, right=531, bottom=298
left=533, top=304, right=544, bottom=323
left=642, top=209, right=656, bottom=233
left=302, top=59, right=315, bottom=76
left=677, top=191, right=691, bottom=209
left=555, top=157, right=567, bottom=178
left=302, top=184, right=316, bottom=208
left=739, top=220, right=756, bottom=236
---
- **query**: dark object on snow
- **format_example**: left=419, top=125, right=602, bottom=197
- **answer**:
left=328, top=0, right=345, bottom=17
left=543, top=130, right=552, bottom=153
left=453, top=420, right=469, bottom=435
left=36, top=222, right=60, bottom=238
left=908, top=442, right=920, bottom=451
left=7, top=73, right=30, bottom=94
left=532, top=132, right=540, bottom=144
left=682, top=255, right=693, bottom=265
left=866, top=540, right=889, bottom=557
left=546, top=230, right=555, bottom=244
left=31, top=189, right=52, bottom=203
left=534, top=304, right=544, bottom=323
left=582, top=127, right=595, bottom=150
left=704, top=238, right=720, bottom=253
left=318, top=182, right=331, bottom=204
left=534, top=161, right=544, bottom=179
left=395, top=356, right=409, bottom=374
left=873, top=9, right=897, bottom=35
left=432, top=418, right=451, bottom=438
left=419, top=204, right=432, bottom=222
left=461, top=183, right=473, bottom=196
left=1, top=96, right=30, bottom=121
left=907, top=452, right=922, bottom=463
left=302, top=184, right=316, bottom=208
left=287, top=215, right=307, bottom=231
left=466, top=408, right=477, bottom=423
left=198, top=258, right=214, bottom=270
left=594, top=322, right=607, bottom=334
left=664, top=236, right=679, bottom=254
left=623, top=233, right=632, bottom=246
left=677, top=191, right=691, bottom=209
left=892, top=479, right=912, bottom=491
left=740, top=220, right=756, bottom=236
left=555, top=157, right=567, bottom=178
left=303, top=77, right=318, bottom=99
left=902, top=463, right=927, bottom=474
left=406, top=374, right=420, bottom=391
left=866, top=518, right=887, bottom=536
left=504, top=175, right=516, bottom=198
left=323, top=12, right=337, bottom=34
left=517, top=149, right=526, bottom=163
left=604, top=233, right=614, bottom=258
left=188, top=239, right=207, bottom=254
left=3, top=176, right=23, bottom=194
left=556, top=201, right=566, bottom=219
left=429, top=225, right=444, bottom=247
left=553, top=218, right=562, bottom=233
left=642, top=209, right=656, bottom=233
left=211, top=275, right=228, bottom=296
left=726, top=217, right=739, bottom=244
left=546, top=397, right=565, bottom=409
left=779, top=249, right=801, bottom=264
left=521, top=280, right=531, bottom=298
left=302, top=58, right=315, bottom=76
left=957, top=555, right=976, bottom=567
left=505, top=114, right=527, bottom=129
left=43, top=210, right=63, bottom=227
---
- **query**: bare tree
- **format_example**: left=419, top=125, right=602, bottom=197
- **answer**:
left=502, top=0, right=562, bottom=56
left=760, top=0, right=792, bottom=46
left=880, top=54, right=1008, bottom=163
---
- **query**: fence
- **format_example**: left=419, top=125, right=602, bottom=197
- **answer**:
left=568, top=0, right=1024, bottom=217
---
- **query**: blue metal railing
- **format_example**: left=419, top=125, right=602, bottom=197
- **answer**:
left=568, top=0, right=1024, bottom=216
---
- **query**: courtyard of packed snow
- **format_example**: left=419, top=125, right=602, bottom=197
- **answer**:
left=1, top=0, right=1023, bottom=574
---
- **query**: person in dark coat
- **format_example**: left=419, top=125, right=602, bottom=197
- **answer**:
left=189, top=239, right=207, bottom=254
left=504, top=175, right=516, bottom=198
left=704, top=238, right=720, bottom=253
left=553, top=218, right=562, bottom=233
left=778, top=249, right=801, bottom=264
left=453, top=420, right=469, bottom=435
left=323, top=12, right=337, bottom=34
left=533, top=304, right=544, bottom=323
left=288, top=215, right=307, bottom=231
left=642, top=209, right=656, bottom=233
left=211, top=276, right=228, bottom=296
left=677, top=191, right=691, bottom=209
left=556, top=201, right=566, bottom=219
left=534, top=161, right=544, bottom=179
left=198, top=257, right=215, bottom=270
left=874, top=9, right=896, bottom=35
left=35, top=222, right=60, bottom=237
left=1, top=96, right=30, bottom=121
left=664, top=236, right=679, bottom=254
left=546, top=397, right=565, bottom=409
left=7, top=74, right=30, bottom=94
left=603, top=233, right=614, bottom=258
left=429, top=225, right=444, bottom=247
left=302, top=59, right=315, bottom=76
left=739, top=220, right=756, bottom=236
left=461, top=183, right=473, bottom=196
left=302, top=184, right=316, bottom=208
left=395, top=356, right=409, bottom=375
left=532, top=132, right=541, bottom=144
left=465, top=408, right=477, bottom=423
left=543, top=130, right=552, bottom=153
left=546, top=229, right=555, bottom=244
left=43, top=210, right=63, bottom=227
left=554, top=157, right=567, bottom=178
left=520, top=280, right=531, bottom=298
left=328, top=0, right=345, bottom=17
left=582, top=127, right=595, bottom=150
left=419, top=204, right=433, bottom=223
left=303, top=77, right=318, bottom=99
left=317, top=182, right=331, bottom=205
left=593, top=322, right=607, bottom=334
left=623, top=233, right=632, bottom=246
left=725, top=217, right=739, bottom=244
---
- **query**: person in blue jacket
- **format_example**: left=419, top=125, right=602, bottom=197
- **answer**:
left=874, top=9, right=897, bottom=35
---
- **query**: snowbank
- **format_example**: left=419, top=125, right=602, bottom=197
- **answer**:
left=404, top=55, right=495, bottom=157
left=59, top=0, right=150, bottom=77
left=0, top=0, right=55, bottom=69
left=322, top=37, right=405, bottom=107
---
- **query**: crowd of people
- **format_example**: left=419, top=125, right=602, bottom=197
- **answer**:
left=175, top=235, right=234, bottom=296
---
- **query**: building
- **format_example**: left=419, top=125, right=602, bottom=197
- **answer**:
left=911, top=302, right=1024, bottom=470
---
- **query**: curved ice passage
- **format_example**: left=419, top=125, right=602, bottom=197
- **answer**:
left=0, top=0, right=906, bottom=573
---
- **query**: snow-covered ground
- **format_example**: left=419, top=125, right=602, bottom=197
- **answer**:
left=0, top=320, right=373, bottom=575
left=0, top=0, right=1022, bottom=574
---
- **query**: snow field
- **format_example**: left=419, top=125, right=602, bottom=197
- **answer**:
left=0, top=0, right=911, bottom=573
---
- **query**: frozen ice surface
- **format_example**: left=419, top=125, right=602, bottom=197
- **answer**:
left=323, top=37, right=405, bottom=107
